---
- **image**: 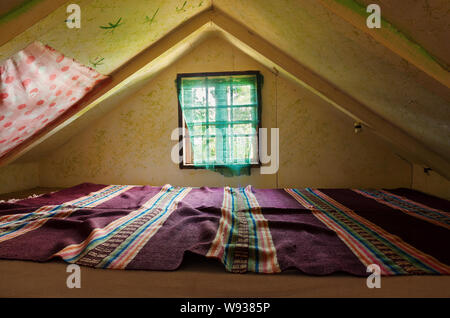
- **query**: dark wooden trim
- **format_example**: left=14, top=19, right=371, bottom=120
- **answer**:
left=176, top=75, right=184, bottom=170
left=180, top=163, right=261, bottom=170
left=177, top=70, right=261, bottom=78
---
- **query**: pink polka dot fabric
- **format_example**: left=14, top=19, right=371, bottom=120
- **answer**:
left=0, top=41, right=108, bottom=157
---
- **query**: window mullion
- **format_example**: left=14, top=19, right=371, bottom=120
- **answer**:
left=215, top=80, right=226, bottom=165
left=178, top=72, right=261, bottom=168
left=229, top=78, right=233, bottom=164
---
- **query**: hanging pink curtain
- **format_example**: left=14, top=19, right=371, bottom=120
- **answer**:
left=0, top=41, right=108, bottom=157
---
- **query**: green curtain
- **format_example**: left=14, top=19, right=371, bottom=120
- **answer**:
left=178, top=74, right=260, bottom=177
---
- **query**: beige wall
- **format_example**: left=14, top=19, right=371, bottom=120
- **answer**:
left=1, top=0, right=448, bottom=163
left=0, top=0, right=445, bottom=195
left=412, top=164, right=450, bottom=200
left=214, top=0, right=450, bottom=162
left=38, top=37, right=411, bottom=189
left=0, top=162, right=39, bottom=194
left=0, top=0, right=210, bottom=74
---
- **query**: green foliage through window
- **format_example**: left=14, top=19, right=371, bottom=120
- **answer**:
left=177, top=72, right=262, bottom=176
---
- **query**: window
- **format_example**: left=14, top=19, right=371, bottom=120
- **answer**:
left=177, top=71, right=262, bottom=173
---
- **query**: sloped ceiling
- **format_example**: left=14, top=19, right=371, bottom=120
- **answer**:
left=357, top=0, right=450, bottom=69
left=0, top=0, right=211, bottom=73
left=15, top=22, right=216, bottom=162
left=0, top=0, right=449, bottom=178
left=0, top=0, right=68, bottom=45
left=0, top=0, right=29, bottom=16
left=213, top=0, right=450, bottom=161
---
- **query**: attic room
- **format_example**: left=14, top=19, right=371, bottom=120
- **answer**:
left=0, top=0, right=449, bottom=300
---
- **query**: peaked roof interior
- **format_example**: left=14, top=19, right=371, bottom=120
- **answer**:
left=0, top=0, right=449, bottom=178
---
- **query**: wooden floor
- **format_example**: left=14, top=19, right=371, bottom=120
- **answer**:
left=1, top=256, right=450, bottom=298
left=1, top=187, right=450, bottom=298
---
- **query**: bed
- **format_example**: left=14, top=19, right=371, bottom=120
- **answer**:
left=1, top=182, right=449, bottom=282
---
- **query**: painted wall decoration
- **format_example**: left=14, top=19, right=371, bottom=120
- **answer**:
left=0, top=41, right=107, bottom=158
left=89, top=56, right=105, bottom=68
left=144, top=8, right=159, bottom=25
left=0, top=0, right=210, bottom=75
left=99, top=17, right=123, bottom=34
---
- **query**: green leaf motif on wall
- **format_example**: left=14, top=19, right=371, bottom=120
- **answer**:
left=176, top=1, right=187, bottom=13
left=99, top=17, right=123, bottom=33
left=90, top=57, right=105, bottom=68
left=144, top=8, right=159, bottom=25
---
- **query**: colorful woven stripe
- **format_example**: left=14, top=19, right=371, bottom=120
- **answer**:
left=207, top=186, right=280, bottom=273
left=0, top=185, right=132, bottom=243
left=207, top=187, right=234, bottom=267
left=243, top=186, right=280, bottom=273
left=285, top=188, right=450, bottom=275
left=56, top=185, right=191, bottom=269
left=353, top=189, right=450, bottom=230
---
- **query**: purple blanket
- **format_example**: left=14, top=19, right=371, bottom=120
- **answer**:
left=0, top=183, right=449, bottom=276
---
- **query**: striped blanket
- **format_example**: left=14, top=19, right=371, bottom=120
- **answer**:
left=0, top=183, right=449, bottom=276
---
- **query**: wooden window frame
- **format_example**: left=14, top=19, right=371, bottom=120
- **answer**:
left=176, top=70, right=263, bottom=170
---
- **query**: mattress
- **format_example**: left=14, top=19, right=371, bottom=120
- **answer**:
left=0, top=183, right=449, bottom=276
left=2, top=257, right=450, bottom=298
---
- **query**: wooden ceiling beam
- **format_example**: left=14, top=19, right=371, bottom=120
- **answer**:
left=317, top=0, right=450, bottom=102
left=210, top=6, right=450, bottom=179
left=1, top=4, right=448, bottom=179
left=0, top=8, right=214, bottom=167
left=0, top=0, right=68, bottom=47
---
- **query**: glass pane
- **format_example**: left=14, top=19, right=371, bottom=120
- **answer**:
left=190, top=124, right=205, bottom=136
left=181, top=74, right=260, bottom=167
left=182, top=78, right=205, bottom=108
left=192, top=137, right=203, bottom=164
left=215, top=85, right=229, bottom=107
left=182, top=90, right=193, bottom=108
left=182, top=77, right=205, bottom=89
left=232, top=75, right=256, bottom=86
left=232, top=85, right=253, bottom=105
left=232, top=107, right=256, bottom=121
left=232, top=136, right=252, bottom=162
left=192, top=87, right=206, bottom=106
left=208, top=108, right=216, bottom=122
left=233, top=124, right=254, bottom=135
left=250, top=134, right=258, bottom=163
left=207, top=137, right=216, bottom=162
left=208, top=87, right=216, bottom=106
left=206, top=125, right=216, bottom=136
left=231, top=136, right=239, bottom=161
left=185, top=109, right=206, bottom=123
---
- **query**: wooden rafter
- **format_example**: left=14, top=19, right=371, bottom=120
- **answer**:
left=0, top=8, right=213, bottom=167
left=317, top=0, right=450, bottom=102
left=0, top=0, right=68, bottom=47
left=209, top=7, right=450, bottom=179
